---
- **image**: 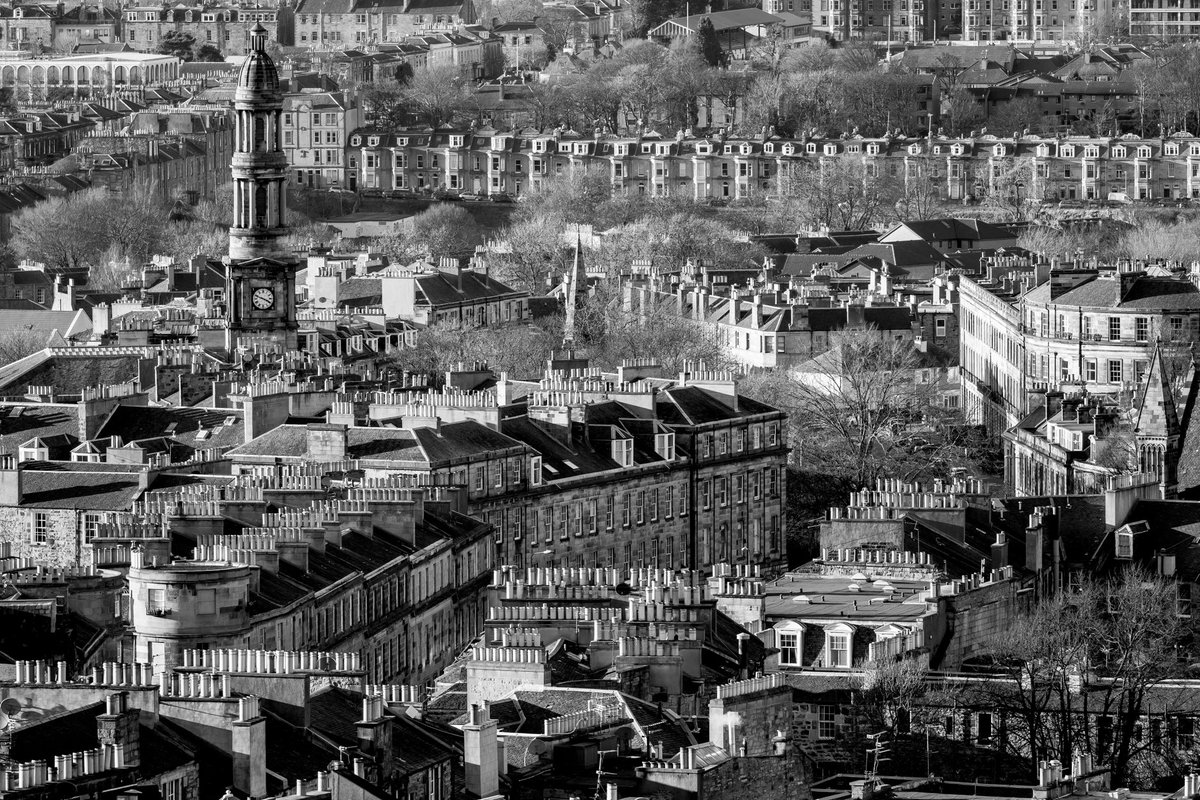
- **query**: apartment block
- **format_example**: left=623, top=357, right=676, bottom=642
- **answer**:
left=348, top=127, right=1200, bottom=203
left=283, top=91, right=362, bottom=189
left=122, top=4, right=290, bottom=54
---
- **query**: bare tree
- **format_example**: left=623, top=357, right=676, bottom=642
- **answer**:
left=0, top=330, right=50, bottom=363
left=785, top=327, right=960, bottom=487
left=984, top=567, right=1190, bottom=788
left=777, top=157, right=898, bottom=232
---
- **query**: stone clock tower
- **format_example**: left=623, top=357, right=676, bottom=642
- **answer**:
left=224, top=23, right=299, bottom=351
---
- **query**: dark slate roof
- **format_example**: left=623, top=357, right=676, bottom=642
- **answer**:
left=18, top=467, right=145, bottom=510
left=805, top=305, right=914, bottom=332
left=0, top=405, right=79, bottom=457
left=413, top=270, right=524, bottom=308
left=893, top=218, right=1016, bottom=241
left=96, top=406, right=245, bottom=456
left=306, top=687, right=456, bottom=776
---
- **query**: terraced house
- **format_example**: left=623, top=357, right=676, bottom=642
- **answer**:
left=293, top=0, right=476, bottom=45
left=122, top=4, right=289, bottom=53
left=348, top=127, right=1200, bottom=202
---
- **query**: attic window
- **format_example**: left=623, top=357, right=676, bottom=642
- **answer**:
left=368, top=136, right=379, bottom=147
left=823, top=144, right=837, bottom=156
left=542, top=463, right=560, bottom=476
left=764, top=143, right=774, bottom=154
left=654, top=432, right=675, bottom=460
left=1138, top=146, right=1152, bottom=159
left=806, top=143, right=817, bottom=154
left=781, top=143, right=794, bottom=155
left=1112, top=146, right=1126, bottom=158
left=351, top=136, right=361, bottom=146
left=398, top=137, right=408, bottom=146
left=611, top=439, right=633, bottom=468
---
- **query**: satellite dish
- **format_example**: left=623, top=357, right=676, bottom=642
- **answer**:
left=528, top=739, right=551, bottom=758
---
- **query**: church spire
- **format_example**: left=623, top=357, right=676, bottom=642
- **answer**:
left=561, top=231, right=587, bottom=346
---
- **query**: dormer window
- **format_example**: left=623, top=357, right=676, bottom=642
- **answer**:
left=806, top=143, right=817, bottom=154
left=696, top=143, right=710, bottom=155
left=398, top=137, right=408, bottom=146
left=774, top=621, right=804, bottom=666
left=1191, top=144, right=1200, bottom=157
left=866, top=143, right=879, bottom=155
left=533, top=139, right=546, bottom=153
left=933, top=145, right=943, bottom=154
left=449, top=135, right=463, bottom=147
left=1112, top=145, right=1126, bottom=158
left=823, top=144, right=837, bottom=156
left=764, top=142, right=774, bottom=154
left=824, top=624, right=854, bottom=668
left=1114, top=522, right=1147, bottom=559
left=781, top=143, right=794, bottom=155
left=491, top=136, right=505, bottom=150
left=740, top=143, right=752, bottom=155
left=993, top=144, right=1006, bottom=156
left=846, top=144, right=860, bottom=154
left=615, top=143, right=628, bottom=156
left=1084, top=146, right=1099, bottom=158
left=908, top=144, right=922, bottom=155
left=368, top=136, right=379, bottom=147
left=655, top=432, right=675, bottom=461
left=1138, top=145, right=1152, bottom=159
left=950, top=144, right=964, bottom=156
left=1166, top=143, right=1180, bottom=156
left=612, top=438, right=633, bottom=468
left=575, top=142, right=589, bottom=155
left=657, top=144, right=671, bottom=155
left=1060, top=145, right=1074, bottom=158
left=351, top=135, right=361, bottom=146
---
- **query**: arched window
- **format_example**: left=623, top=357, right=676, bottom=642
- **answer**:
left=254, top=184, right=268, bottom=227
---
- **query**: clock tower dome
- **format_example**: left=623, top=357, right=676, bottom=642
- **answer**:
left=223, top=22, right=298, bottom=351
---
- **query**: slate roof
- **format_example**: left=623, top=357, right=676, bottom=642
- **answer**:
left=18, top=467, right=145, bottom=510
left=96, top=406, right=245, bottom=457
left=0, top=405, right=79, bottom=457
left=1023, top=273, right=1200, bottom=310
left=306, top=687, right=455, bottom=776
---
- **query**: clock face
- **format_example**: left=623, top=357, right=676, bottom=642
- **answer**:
left=251, top=287, right=275, bottom=310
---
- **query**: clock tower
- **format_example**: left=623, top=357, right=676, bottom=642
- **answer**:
left=224, top=22, right=298, bottom=351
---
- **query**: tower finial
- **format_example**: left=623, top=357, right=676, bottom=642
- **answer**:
left=250, top=22, right=268, bottom=53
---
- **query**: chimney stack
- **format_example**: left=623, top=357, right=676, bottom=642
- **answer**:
left=463, top=703, right=499, bottom=798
